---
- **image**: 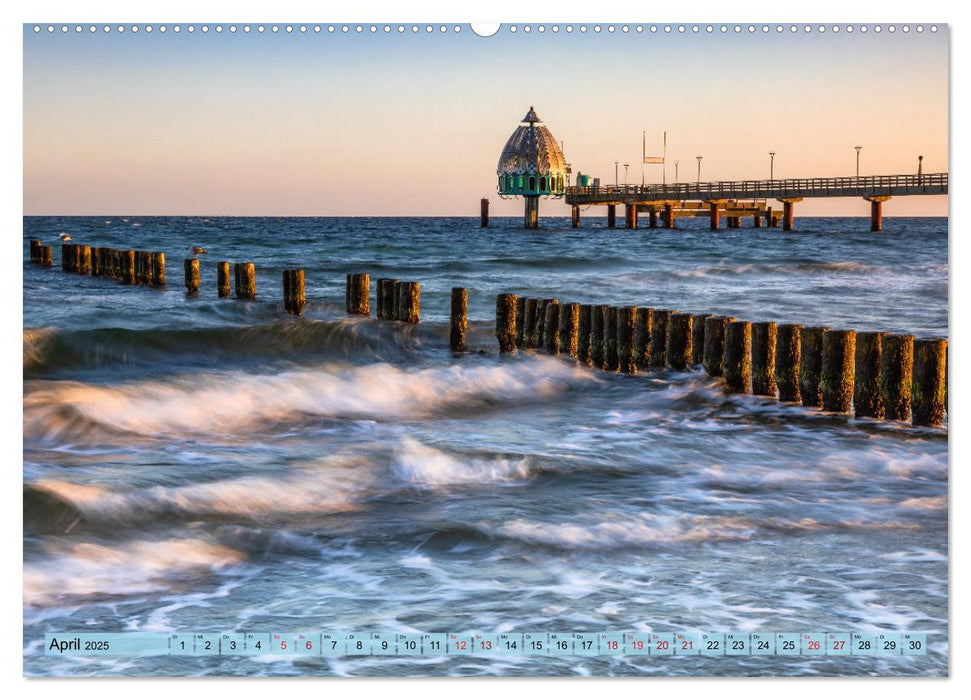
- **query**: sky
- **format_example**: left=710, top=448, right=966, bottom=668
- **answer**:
left=23, top=23, right=948, bottom=216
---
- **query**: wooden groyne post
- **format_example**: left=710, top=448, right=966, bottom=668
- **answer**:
left=666, top=313, right=693, bottom=370
left=544, top=301, right=561, bottom=355
left=216, top=261, right=231, bottom=297
left=450, top=287, right=467, bottom=350
left=881, top=334, right=914, bottom=421
left=347, top=273, right=370, bottom=316
left=691, top=313, right=713, bottom=366
left=775, top=324, right=802, bottom=402
left=523, top=298, right=539, bottom=349
left=799, top=326, right=830, bottom=407
left=751, top=322, right=777, bottom=396
left=635, top=307, right=653, bottom=370
left=397, top=281, right=420, bottom=323
left=821, top=330, right=856, bottom=413
left=617, top=306, right=637, bottom=373
left=235, top=262, right=256, bottom=299
left=496, top=293, right=517, bottom=353
left=560, top=302, right=580, bottom=359
left=854, top=331, right=885, bottom=418
left=283, top=269, right=305, bottom=315
left=912, top=339, right=947, bottom=426
left=40, top=246, right=52, bottom=266
left=603, top=306, right=619, bottom=371
left=649, top=309, right=674, bottom=368
left=577, top=304, right=592, bottom=364
left=184, top=258, right=200, bottom=294
left=724, top=320, right=751, bottom=393
left=150, top=252, right=165, bottom=286
left=590, top=305, right=606, bottom=369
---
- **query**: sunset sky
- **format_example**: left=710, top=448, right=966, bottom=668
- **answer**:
left=23, top=23, right=948, bottom=216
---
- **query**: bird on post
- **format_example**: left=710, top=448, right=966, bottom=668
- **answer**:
left=188, top=246, right=208, bottom=258
left=59, top=232, right=71, bottom=241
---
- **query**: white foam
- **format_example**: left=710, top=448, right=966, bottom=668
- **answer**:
left=390, top=437, right=533, bottom=487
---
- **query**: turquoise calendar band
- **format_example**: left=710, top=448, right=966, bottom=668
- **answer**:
left=44, top=632, right=927, bottom=657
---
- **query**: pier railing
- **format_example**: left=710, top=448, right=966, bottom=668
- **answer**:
left=565, top=172, right=948, bottom=203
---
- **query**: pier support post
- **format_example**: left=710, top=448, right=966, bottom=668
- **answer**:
left=607, top=204, right=616, bottom=229
left=481, top=198, right=490, bottom=228
left=865, top=196, right=891, bottom=232
left=603, top=306, right=619, bottom=371
left=398, top=282, right=420, bottom=324
left=523, top=298, right=539, bottom=349
left=634, top=307, right=653, bottom=370
left=184, top=259, right=200, bottom=295
left=751, top=322, right=778, bottom=396
left=649, top=209, right=658, bottom=229
left=572, top=205, right=580, bottom=228
left=821, top=330, right=856, bottom=413
left=663, top=203, right=675, bottom=229
left=799, top=326, right=831, bottom=407
left=778, top=198, right=802, bottom=232
left=150, top=252, right=165, bottom=286
left=881, top=334, right=914, bottom=421
left=617, top=306, right=637, bottom=373
left=912, top=339, right=947, bottom=426
left=724, top=321, right=752, bottom=393
left=667, top=313, right=693, bottom=370
left=560, top=302, right=580, bottom=359
left=590, top=305, right=606, bottom=369
left=544, top=301, right=561, bottom=354
left=753, top=214, right=762, bottom=228
left=216, top=261, right=231, bottom=297
left=625, top=204, right=638, bottom=230
left=524, top=196, right=539, bottom=229
left=854, top=332, right=885, bottom=418
left=578, top=304, right=593, bottom=364
left=235, top=262, right=256, bottom=299
left=692, top=314, right=714, bottom=366
left=649, top=309, right=675, bottom=368
left=775, top=324, right=802, bottom=402
left=709, top=202, right=720, bottom=231
left=496, top=293, right=517, bottom=353
left=450, top=287, right=468, bottom=350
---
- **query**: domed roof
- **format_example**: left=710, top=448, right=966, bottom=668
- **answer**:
left=497, top=106, right=567, bottom=177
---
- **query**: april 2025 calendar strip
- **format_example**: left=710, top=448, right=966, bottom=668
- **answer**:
left=45, top=632, right=927, bottom=657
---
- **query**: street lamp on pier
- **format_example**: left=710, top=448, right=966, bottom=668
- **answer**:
left=674, top=160, right=679, bottom=183
left=623, top=163, right=629, bottom=187
left=769, top=151, right=776, bottom=180
left=855, top=145, right=862, bottom=177
left=614, top=161, right=619, bottom=187
left=696, top=155, right=703, bottom=184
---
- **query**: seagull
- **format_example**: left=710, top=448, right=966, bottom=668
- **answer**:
left=188, top=246, right=208, bottom=258
left=58, top=232, right=71, bottom=241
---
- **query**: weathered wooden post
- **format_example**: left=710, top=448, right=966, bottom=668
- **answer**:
left=216, top=261, right=231, bottom=297
left=724, top=320, right=752, bottom=393
left=775, top=324, right=802, bottom=402
left=289, top=269, right=305, bottom=315
left=150, top=252, right=165, bottom=286
left=381, top=279, right=399, bottom=320
left=349, top=273, right=370, bottom=316
left=572, top=205, right=580, bottom=228
left=607, top=204, right=616, bottom=228
left=392, top=280, right=403, bottom=320
left=450, top=287, right=468, bottom=350
left=121, top=250, right=136, bottom=285
left=912, top=338, right=947, bottom=426
left=346, top=273, right=353, bottom=312
left=590, top=305, right=606, bottom=369
left=60, top=243, right=70, bottom=271
left=496, top=293, right=517, bottom=353
left=634, top=307, right=653, bottom=370
left=137, top=251, right=151, bottom=283
left=703, top=316, right=735, bottom=377
left=515, top=297, right=526, bottom=348
left=235, top=262, right=256, bottom=299
left=29, top=240, right=41, bottom=262
left=821, top=330, right=856, bottom=413
left=523, top=298, right=539, bottom=349
left=90, top=247, right=102, bottom=276
left=398, top=281, right=420, bottom=323
left=578, top=304, right=592, bottom=364
left=78, top=245, right=91, bottom=274
left=536, top=299, right=553, bottom=347
left=559, top=302, right=580, bottom=359
left=881, top=334, right=914, bottom=421
left=799, top=326, right=831, bottom=407
left=603, top=306, right=619, bottom=371
left=185, top=259, right=200, bottom=295
left=480, top=198, right=489, bottom=228
left=854, top=331, right=885, bottom=418
left=40, top=246, right=52, bottom=266
left=691, top=314, right=713, bottom=365
left=617, top=306, right=637, bottom=373
left=374, top=278, right=387, bottom=318
left=649, top=309, right=675, bottom=367
left=544, top=301, right=561, bottom=355
left=666, top=313, right=693, bottom=370
left=751, top=321, right=778, bottom=396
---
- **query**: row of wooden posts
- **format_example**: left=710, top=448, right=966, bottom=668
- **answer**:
left=492, top=294, right=947, bottom=428
left=30, top=243, right=947, bottom=427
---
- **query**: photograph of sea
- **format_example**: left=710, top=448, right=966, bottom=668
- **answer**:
left=21, top=21, right=948, bottom=678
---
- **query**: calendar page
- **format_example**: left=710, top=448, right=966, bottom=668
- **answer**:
left=21, top=13, right=948, bottom=679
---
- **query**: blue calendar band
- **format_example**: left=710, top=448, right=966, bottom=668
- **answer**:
left=44, top=632, right=927, bottom=657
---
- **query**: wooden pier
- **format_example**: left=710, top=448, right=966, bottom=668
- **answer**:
left=564, top=173, right=948, bottom=232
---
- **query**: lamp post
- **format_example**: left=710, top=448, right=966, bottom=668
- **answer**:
left=855, top=145, right=862, bottom=177
left=696, top=155, right=703, bottom=184
left=615, top=161, right=619, bottom=187
left=674, top=160, right=679, bottom=183
left=769, top=151, right=776, bottom=180
left=918, top=154, right=923, bottom=181
left=624, top=163, right=629, bottom=187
